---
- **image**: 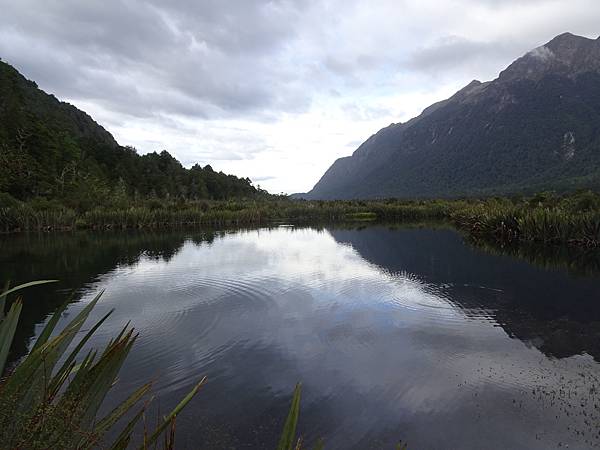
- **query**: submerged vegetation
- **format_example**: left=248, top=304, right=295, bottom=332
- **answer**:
left=2, top=190, right=600, bottom=249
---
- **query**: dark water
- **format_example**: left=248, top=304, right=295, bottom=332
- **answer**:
left=3, top=225, right=600, bottom=449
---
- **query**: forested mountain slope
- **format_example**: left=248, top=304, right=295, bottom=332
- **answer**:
left=0, top=60, right=260, bottom=208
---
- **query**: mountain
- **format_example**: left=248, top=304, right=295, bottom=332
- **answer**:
left=0, top=59, right=260, bottom=207
left=305, top=33, right=600, bottom=200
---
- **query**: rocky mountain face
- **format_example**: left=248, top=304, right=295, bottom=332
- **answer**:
left=305, top=33, right=600, bottom=199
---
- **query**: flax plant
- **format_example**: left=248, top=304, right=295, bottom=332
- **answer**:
left=0, top=280, right=205, bottom=449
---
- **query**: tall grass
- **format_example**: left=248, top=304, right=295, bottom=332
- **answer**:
left=0, top=280, right=205, bottom=449
left=3, top=191, right=600, bottom=248
left=0, top=198, right=452, bottom=233
left=451, top=204, right=600, bottom=246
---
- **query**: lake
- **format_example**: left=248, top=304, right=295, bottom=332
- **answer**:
left=3, top=225, right=600, bottom=449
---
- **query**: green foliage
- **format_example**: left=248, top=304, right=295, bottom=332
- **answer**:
left=0, top=61, right=263, bottom=209
left=277, top=383, right=326, bottom=450
left=277, top=383, right=302, bottom=450
left=0, top=281, right=204, bottom=449
left=0, top=193, right=20, bottom=209
left=568, top=190, right=600, bottom=212
left=0, top=197, right=440, bottom=232
left=450, top=191, right=600, bottom=246
left=3, top=192, right=600, bottom=249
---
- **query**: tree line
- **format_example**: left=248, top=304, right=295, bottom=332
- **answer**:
left=0, top=59, right=265, bottom=210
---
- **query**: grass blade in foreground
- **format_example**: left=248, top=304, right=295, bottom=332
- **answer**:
left=0, top=300, right=22, bottom=375
left=138, top=376, right=208, bottom=449
left=0, top=281, right=204, bottom=449
left=0, top=280, right=58, bottom=374
left=278, top=382, right=302, bottom=450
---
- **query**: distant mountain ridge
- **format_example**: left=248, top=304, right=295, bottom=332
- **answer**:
left=0, top=59, right=259, bottom=205
left=304, top=33, right=600, bottom=199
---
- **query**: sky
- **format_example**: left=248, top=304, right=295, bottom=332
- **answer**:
left=1, top=1, right=599, bottom=194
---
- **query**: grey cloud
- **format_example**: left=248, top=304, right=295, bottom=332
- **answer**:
left=346, top=139, right=364, bottom=149
left=342, top=102, right=393, bottom=121
left=468, top=0, right=557, bottom=5
left=0, top=0, right=314, bottom=120
left=3, top=0, right=598, bottom=124
left=148, top=0, right=312, bottom=55
left=324, top=53, right=381, bottom=76
left=407, top=35, right=525, bottom=75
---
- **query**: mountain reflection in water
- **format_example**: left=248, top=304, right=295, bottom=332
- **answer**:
left=2, top=226, right=600, bottom=449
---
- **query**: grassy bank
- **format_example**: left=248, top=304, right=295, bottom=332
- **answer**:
left=449, top=191, right=600, bottom=247
left=2, top=191, right=600, bottom=248
left=0, top=196, right=450, bottom=232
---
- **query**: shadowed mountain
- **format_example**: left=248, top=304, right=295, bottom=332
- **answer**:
left=305, top=33, right=600, bottom=199
left=329, top=225, right=600, bottom=360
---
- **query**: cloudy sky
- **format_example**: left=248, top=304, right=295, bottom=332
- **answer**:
left=1, top=1, right=599, bottom=193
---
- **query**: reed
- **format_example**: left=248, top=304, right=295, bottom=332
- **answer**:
left=277, top=383, right=328, bottom=450
left=451, top=204, right=600, bottom=246
left=3, top=191, right=600, bottom=248
left=0, top=198, right=452, bottom=232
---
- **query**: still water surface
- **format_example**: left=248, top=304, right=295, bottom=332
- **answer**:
left=3, top=225, right=600, bottom=449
